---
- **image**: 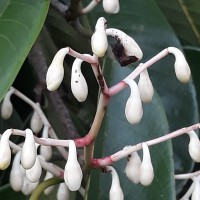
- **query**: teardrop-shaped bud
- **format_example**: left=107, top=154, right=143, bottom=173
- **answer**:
left=10, top=151, right=25, bottom=191
left=103, top=0, right=119, bottom=14
left=168, top=47, right=191, bottom=83
left=44, top=171, right=55, bottom=195
left=107, top=166, right=124, bottom=200
left=139, top=143, right=154, bottom=186
left=1, top=90, right=14, bottom=120
left=64, top=140, right=83, bottom=191
left=187, top=131, right=200, bottom=162
left=138, top=68, right=154, bottom=103
left=124, top=79, right=143, bottom=124
left=21, top=129, right=37, bottom=169
left=106, top=28, right=143, bottom=66
left=57, top=182, right=70, bottom=200
left=46, top=48, right=69, bottom=91
left=191, top=177, right=200, bottom=200
left=21, top=176, right=39, bottom=195
left=26, top=156, right=42, bottom=183
left=71, top=58, right=88, bottom=102
left=124, top=151, right=141, bottom=184
left=30, top=107, right=43, bottom=134
left=0, top=129, right=12, bottom=170
left=91, top=17, right=108, bottom=57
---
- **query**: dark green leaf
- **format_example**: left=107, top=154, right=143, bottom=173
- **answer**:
left=0, top=0, right=50, bottom=102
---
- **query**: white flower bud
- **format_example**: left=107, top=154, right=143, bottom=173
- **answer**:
left=10, top=152, right=26, bottom=191
left=26, top=156, right=42, bottom=183
left=71, top=58, right=88, bottom=102
left=124, top=79, right=143, bottom=124
left=44, top=171, right=54, bottom=195
left=91, top=17, right=108, bottom=57
left=30, top=109, right=43, bottom=134
left=106, top=28, right=143, bottom=66
left=191, top=177, right=200, bottom=200
left=21, top=176, right=39, bottom=195
left=21, top=129, right=37, bottom=169
left=168, top=47, right=191, bottom=83
left=0, top=129, right=12, bottom=170
left=40, top=126, right=52, bottom=161
left=1, top=90, right=14, bottom=120
left=103, top=0, right=120, bottom=14
left=57, top=182, right=70, bottom=200
left=187, top=131, right=200, bottom=162
left=107, top=166, right=124, bottom=200
left=64, top=140, right=83, bottom=191
left=139, top=143, right=154, bottom=186
left=46, top=48, right=69, bottom=91
left=138, top=68, right=154, bottom=103
left=124, top=151, right=141, bottom=184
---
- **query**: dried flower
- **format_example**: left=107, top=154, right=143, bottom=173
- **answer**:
left=91, top=17, right=108, bottom=57
left=0, top=129, right=12, bottom=170
left=106, top=28, right=143, bottom=66
left=124, top=79, right=143, bottom=124
left=168, top=47, right=191, bottom=83
left=21, top=129, right=37, bottom=169
left=139, top=143, right=154, bottom=186
left=107, top=166, right=124, bottom=200
left=71, top=58, right=88, bottom=102
left=57, top=182, right=70, bottom=200
left=64, top=140, right=83, bottom=191
left=124, top=151, right=141, bottom=184
left=138, top=68, right=154, bottom=103
left=46, top=48, right=69, bottom=91
left=102, top=0, right=120, bottom=14
left=187, top=131, right=200, bottom=162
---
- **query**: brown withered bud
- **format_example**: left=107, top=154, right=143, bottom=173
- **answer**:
left=112, top=42, right=138, bottom=66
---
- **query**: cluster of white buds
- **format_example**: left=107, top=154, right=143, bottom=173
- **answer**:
left=107, top=166, right=124, bottom=200
left=125, top=143, right=154, bottom=186
left=187, top=131, right=200, bottom=163
left=102, top=0, right=120, bottom=14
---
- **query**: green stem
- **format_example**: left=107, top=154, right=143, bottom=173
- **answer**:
left=29, top=178, right=63, bottom=200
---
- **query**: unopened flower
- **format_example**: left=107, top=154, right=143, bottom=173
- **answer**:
left=0, top=129, right=12, bottom=170
left=1, top=89, right=14, bottom=120
left=91, top=17, right=108, bottom=57
left=21, top=176, right=39, bottom=195
left=106, top=28, right=143, bottom=66
left=124, top=151, right=141, bottom=184
left=71, top=58, right=88, bottom=102
left=26, top=156, right=42, bottom=183
left=168, top=47, right=191, bottom=83
left=191, top=177, right=200, bottom=200
left=187, top=131, right=200, bottom=162
left=138, top=68, right=154, bottom=103
left=124, top=79, right=143, bottom=124
left=64, top=140, right=83, bottom=191
left=44, top=171, right=55, bottom=195
left=10, top=151, right=25, bottom=191
left=46, top=48, right=69, bottom=91
left=30, top=106, right=43, bottom=134
left=57, top=182, right=70, bottom=200
left=107, top=166, right=124, bottom=200
left=21, top=129, right=37, bottom=169
left=139, top=143, right=154, bottom=186
left=102, top=0, right=119, bottom=14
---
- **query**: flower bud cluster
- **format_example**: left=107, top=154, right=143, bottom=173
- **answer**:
left=125, top=143, right=154, bottom=186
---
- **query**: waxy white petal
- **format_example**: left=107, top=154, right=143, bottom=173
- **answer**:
left=1, top=91, right=13, bottom=120
left=103, top=0, right=120, bottom=14
left=30, top=108, right=43, bottom=134
left=44, top=171, right=55, bottom=195
left=191, top=177, right=200, bottom=200
left=71, top=58, right=88, bottom=102
left=21, top=176, right=38, bottom=195
left=57, top=182, right=70, bottom=200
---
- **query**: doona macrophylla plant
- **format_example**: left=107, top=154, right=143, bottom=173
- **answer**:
left=0, top=16, right=199, bottom=199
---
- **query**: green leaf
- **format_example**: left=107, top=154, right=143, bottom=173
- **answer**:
left=84, top=0, right=198, bottom=198
left=155, top=0, right=200, bottom=46
left=0, top=0, right=50, bottom=102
